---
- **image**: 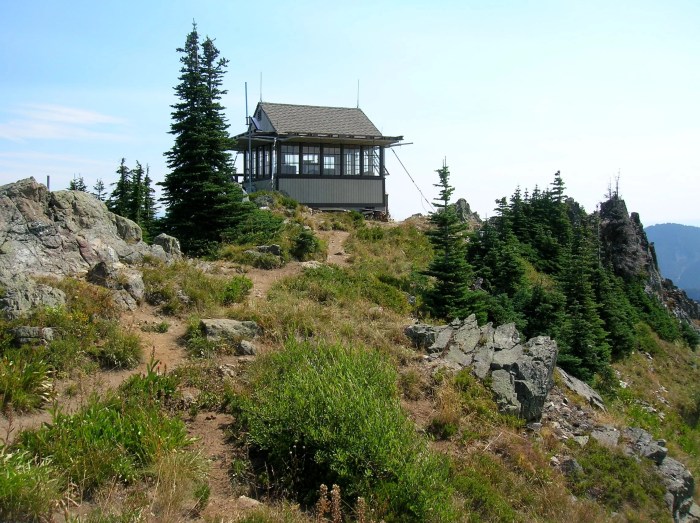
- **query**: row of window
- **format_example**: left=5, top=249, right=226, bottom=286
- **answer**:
left=245, top=144, right=381, bottom=178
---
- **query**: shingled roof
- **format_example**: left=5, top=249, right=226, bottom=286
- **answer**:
left=259, top=102, right=383, bottom=137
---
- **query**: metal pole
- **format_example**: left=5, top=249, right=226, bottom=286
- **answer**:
left=245, top=82, right=253, bottom=194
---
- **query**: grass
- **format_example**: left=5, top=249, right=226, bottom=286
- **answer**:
left=16, top=393, right=192, bottom=497
left=142, top=258, right=251, bottom=315
left=0, top=446, right=63, bottom=522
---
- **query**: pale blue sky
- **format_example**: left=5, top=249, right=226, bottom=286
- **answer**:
left=1, top=1, right=699, bottom=225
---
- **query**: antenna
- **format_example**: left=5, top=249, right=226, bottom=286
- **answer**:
left=259, top=72, right=263, bottom=102
left=356, top=79, right=360, bottom=108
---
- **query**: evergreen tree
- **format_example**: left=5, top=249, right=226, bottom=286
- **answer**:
left=92, top=178, right=107, bottom=201
left=160, top=23, right=245, bottom=255
left=423, top=164, right=476, bottom=320
left=107, top=158, right=132, bottom=217
left=141, top=165, right=158, bottom=240
left=68, top=175, right=87, bottom=191
left=130, top=161, right=145, bottom=227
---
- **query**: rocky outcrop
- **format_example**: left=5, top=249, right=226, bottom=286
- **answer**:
left=405, top=315, right=558, bottom=421
left=0, top=178, right=179, bottom=318
left=200, top=319, right=261, bottom=355
left=453, top=198, right=481, bottom=228
left=599, top=194, right=699, bottom=322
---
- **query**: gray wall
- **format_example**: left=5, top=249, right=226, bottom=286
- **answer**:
left=278, top=178, right=385, bottom=209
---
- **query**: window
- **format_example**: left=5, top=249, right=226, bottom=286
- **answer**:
left=323, top=147, right=340, bottom=175
left=302, top=145, right=320, bottom=175
left=344, top=147, right=360, bottom=175
left=263, top=147, right=271, bottom=177
left=281, top=144, right=299, bottom=175
left=363, top=146, right=380, bottom=176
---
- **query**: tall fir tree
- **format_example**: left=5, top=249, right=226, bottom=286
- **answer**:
left=424, top=164, right=477, bottom=320
left=160, top=23, right=245, bottom=255
left=107, top=158, right=132, bottom=217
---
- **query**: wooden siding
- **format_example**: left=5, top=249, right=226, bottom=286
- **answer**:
left=277, top=177, right=385, bottom=209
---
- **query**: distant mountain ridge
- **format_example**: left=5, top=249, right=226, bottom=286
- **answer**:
left=645, top=223, right=700, bottom=302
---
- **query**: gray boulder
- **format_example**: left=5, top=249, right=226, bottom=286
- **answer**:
left=623, top=427, right=668, bottom=465
left=658, top=457, right=695, bottom=522
left=257, top=244, right=282, bottom=256
left=404, top=323, right=441, bottom=349
left=590, top=426, right=620, bottom=448
left=10, top=326, right=55, bottom=346
left=556, top=367, right=606, bottom=410
left=200, top=319, right=261, bottom=345
left=0, top=274, right=66, bottom=319
left=87, top=261, right=145, bottom=305
left=490, top=336, right=559, bottom=421
left=153, top=233, right=181, bottom=257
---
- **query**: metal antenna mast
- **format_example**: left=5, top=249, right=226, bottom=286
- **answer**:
left=245, top=82, right=253, bottom=194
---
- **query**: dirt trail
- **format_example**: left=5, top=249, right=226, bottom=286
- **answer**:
left=2, top=228, right=353, bottom=517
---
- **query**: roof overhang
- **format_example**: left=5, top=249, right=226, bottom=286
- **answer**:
left=231, top=131, right=404, bottom=151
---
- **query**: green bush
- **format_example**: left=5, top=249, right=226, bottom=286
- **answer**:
left=239, top=340, right=455, bottom=522
left=17, top=394, right=191, bottom=496
left=222, top=275, right=253, bottom=305
left=224, top=208, right=284, bottom=245
left=91, top=329, right=143, bottom=369
left=0, top=447, right=63, bottom=522
left=291, top=229, right=322, bottom=261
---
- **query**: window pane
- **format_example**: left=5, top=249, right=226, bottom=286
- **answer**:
left=363, top=146, right=380, bottom=176
left=344, top=147, right=359, bottom=176
left=323, top=147, right=340, bottom=175
left=302, top=145, right=320, bottom=175
left=281, top=144, right=299, bottom=175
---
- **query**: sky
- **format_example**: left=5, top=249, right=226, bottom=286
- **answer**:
left=1, top=0, right=699, bottom=226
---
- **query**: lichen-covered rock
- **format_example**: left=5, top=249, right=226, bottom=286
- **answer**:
left=406, top=315, right=558, bottom=421
left=658, top=457, right=695, bottom=522
left=200, top=319, right=261, bottom=344
left=153, top=233, right=181, bottom=257
left=87, top=261, right=145, bottom=304
left=10, top=326, right=55, bottom=346
left=0, top=274, right=66, bottom=319
left=0, top=178, right=179, bottom=318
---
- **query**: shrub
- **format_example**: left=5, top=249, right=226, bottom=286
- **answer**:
left=142, top=259, right=232, bottom=315
left=91, top=328, right=143, bottom=369
left=0, top=447, right=63, bottom=522
left=222, top=275, right=253, bottom=305
left=17, top=394, right=192, bottom=496
left=239, top=340, right=455, bottom=522
left=224, top=208, right=284, bottom=245
left=119, top=358, right=179, bottom=406
left=291, top=229, right=322, bottom=261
